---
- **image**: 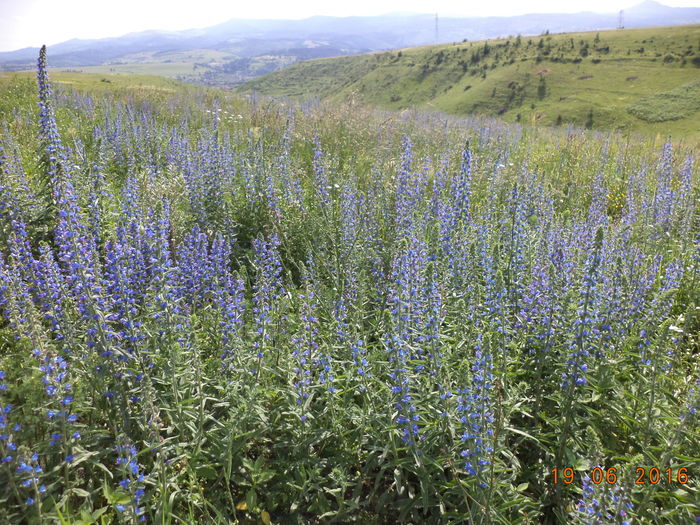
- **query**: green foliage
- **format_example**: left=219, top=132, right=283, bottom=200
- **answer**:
left=627, top=80, right=700, bottom=122
left=538, top=76, right=547, bottom=100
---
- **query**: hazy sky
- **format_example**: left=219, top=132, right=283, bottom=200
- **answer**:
left=1, top=0, right=698, bottom=52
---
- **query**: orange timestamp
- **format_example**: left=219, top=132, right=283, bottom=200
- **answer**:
left=551, top=466, right=689, bottom=485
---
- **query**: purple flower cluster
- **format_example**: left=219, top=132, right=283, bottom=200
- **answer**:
left=457, top=335, right=494, bottom=480
left=115, top=437, right=146, bottom=521
left=252, top=234, right=284, bottom=364
left=574, top=470, right=632, bottom=525
left=0, top=370, right=20, bottom=466
left=16, top=453, right=46, bottom=506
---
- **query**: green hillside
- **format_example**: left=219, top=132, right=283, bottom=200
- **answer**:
left=238, top=25, right=700, bottom=144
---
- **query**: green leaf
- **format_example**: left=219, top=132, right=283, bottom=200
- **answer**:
left=574, top=457, right=589, bottom=471
left=256, top=470, right=275, bottom=483
left=504, top=426, right=541, bottom=443
left=70, top=488, right=91, bottom=498
left=196, top=465, right=218, bottom=480
left=254, top=455, right=264, bottom=471
left=564, top=447, right=577, bottom=467
left=92, top=507, right=109, bottom=520
left=246, top=488, right=257, bottom=511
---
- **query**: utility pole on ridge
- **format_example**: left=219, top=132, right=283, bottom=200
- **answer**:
left=435, top=13, right=439, bottom=44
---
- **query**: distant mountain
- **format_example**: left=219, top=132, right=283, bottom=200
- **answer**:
left=1, top=1, right=699, bottom=87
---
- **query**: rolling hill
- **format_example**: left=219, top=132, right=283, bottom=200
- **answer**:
left=1, top=1, right=699, bottom=88
left=238, top=24, right=700, bottom=144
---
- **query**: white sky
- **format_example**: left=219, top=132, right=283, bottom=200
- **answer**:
left=1, top=0, right=698, bottom=52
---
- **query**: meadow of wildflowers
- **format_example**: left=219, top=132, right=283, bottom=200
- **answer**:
left=0, top=47, right=698, bottom=523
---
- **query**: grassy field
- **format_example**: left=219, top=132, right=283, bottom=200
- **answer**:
left=106, top=49, right=235, bottom=65
left=0, top=70, right=198, bottom=93
left=72, top=63, right=203, bottom=78
left=73, top=49, right=238, bottom=80
left=238, top=24, right=700, bottom=146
